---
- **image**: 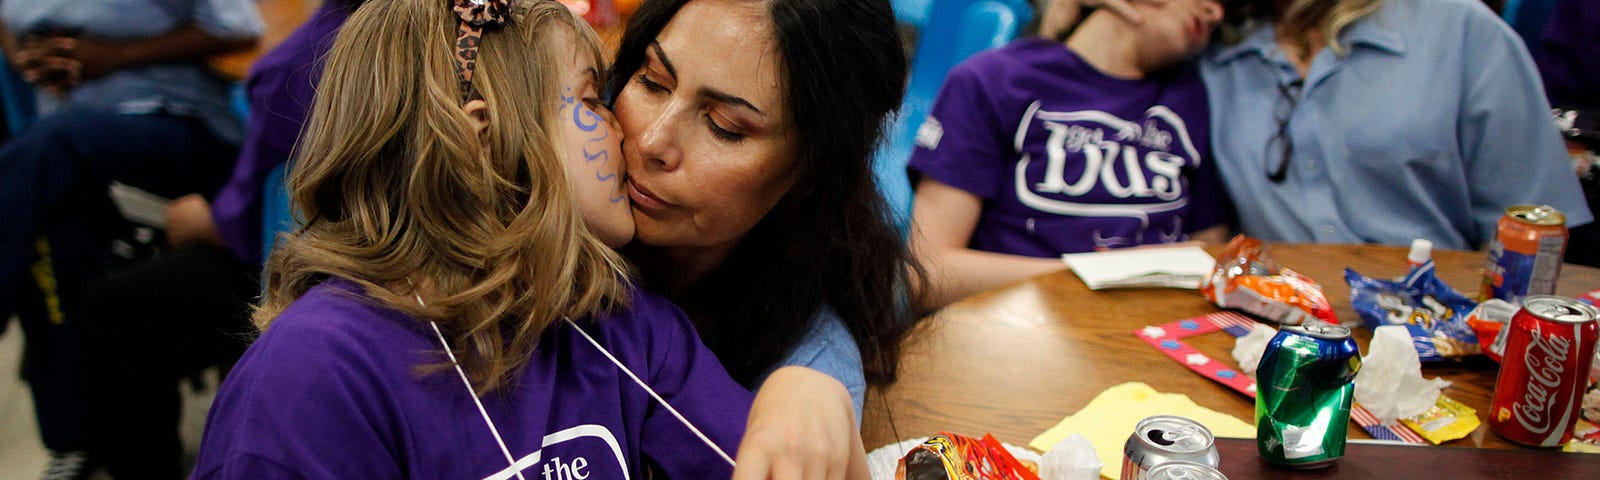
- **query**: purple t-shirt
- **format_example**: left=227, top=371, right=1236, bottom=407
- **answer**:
left=908, top=37, right=1227, bottom=256
left=192, top=279, right=752, bottom=479
left=211, top=1, right=351, bottom=264
left=1535, top=0, right=1600, bottom=108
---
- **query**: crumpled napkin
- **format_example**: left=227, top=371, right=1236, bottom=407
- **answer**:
left=1231, top=323, right=1279, bottom=376
left=1355, top=325, right=1451, bottom=425
left=1037, top=434, right=1102, bottom=480
left=1029, top=383, right=1253, bottom=479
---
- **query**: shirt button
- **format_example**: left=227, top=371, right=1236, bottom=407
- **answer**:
left=1321, top=225, right=1336, bottom=235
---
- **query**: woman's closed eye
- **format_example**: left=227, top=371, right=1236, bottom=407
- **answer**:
left=704, top=112, right=745, bottom=142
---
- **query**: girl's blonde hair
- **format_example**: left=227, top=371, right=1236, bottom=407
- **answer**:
left=1220, top=0, right=1383, bottom=57
left=258, top=0, right=628, bottom=394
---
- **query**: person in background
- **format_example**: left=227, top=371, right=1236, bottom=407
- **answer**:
left=0, top=1, right=261, bottom=478
left=74, top=1, right=359, bottom=478
left=1200, top=0, right=1591, bottom=249
left=908, top=0, right=1231, bottom=311
left=1034, top=0, right=1145, bottom=40
left=607, top=0, right=915, bottom=471
left=1535, top=0, right=1599, bottom=109
left=1532, top=0, right=1600, bottom=267
left=193, top=0, right=774, bottom=477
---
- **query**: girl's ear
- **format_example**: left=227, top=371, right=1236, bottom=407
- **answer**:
left=463, top=99, right=491, bottom=137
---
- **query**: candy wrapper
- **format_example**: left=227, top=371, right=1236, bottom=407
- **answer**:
left=1398, top=395, right=1481, bottom=445
left=1464, top=299, right=1518, bottom=362
left=1201, top=236, right=1338, bottom=325
left=896, top=433, right=1042, bottom=480
left=1347, top=261, right=1480, bottom=361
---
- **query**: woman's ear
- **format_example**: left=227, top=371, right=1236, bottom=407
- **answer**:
left=463, top=99, right=491, bottom=137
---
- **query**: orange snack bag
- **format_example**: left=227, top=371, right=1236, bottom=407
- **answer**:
left=1201, top=236, right=1338, bottom=325
left=895, top=433, right=1040, bottom=480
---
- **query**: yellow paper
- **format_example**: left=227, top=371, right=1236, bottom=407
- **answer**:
left=1566, top=442, right=1600, bottom=454
left=1028, top=382, right=1255, bottom=479
left=1398, top=395, right=1480, bottom=445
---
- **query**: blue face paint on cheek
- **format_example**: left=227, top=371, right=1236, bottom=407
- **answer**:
left=559, top=87, right=575, bottom=115
left=561, top=89, right=625, bottom=204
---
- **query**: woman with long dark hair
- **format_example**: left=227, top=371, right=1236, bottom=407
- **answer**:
left=608, top=0, right=919, bottom=474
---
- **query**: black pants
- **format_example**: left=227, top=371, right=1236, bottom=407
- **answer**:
left=79, top=245, right=259, bottom=480
left=0, top=108, right=238, bottom=455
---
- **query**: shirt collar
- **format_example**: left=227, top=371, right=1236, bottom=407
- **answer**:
left=1208, top=13, right=1406, bottom=65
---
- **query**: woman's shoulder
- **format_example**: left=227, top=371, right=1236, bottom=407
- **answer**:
left=781, top=307, right=864, bottom=386
left=1375, top=0, right=1510, bottom=39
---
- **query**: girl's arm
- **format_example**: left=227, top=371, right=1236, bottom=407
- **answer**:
left=910, top=178, right=1067, bottom=312
left=732, top=367, right=869, bottom=480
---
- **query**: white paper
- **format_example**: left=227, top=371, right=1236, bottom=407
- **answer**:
left=1231, top=323, right=1279, bottom=376
left=1353, top=325, right=1451, bottom=425
left=1061, top=246, right=1216, bottom=290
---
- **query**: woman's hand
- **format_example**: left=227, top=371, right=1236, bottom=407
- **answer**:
left=1039, top=0, right=1147, bottom=39
left=731, top=366, right=868, bottom=480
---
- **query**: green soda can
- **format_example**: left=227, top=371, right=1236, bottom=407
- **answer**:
left=1255, top=322, right=1361, bottom=468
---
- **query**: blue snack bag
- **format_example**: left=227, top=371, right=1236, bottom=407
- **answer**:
left=1346, top=261, right=1480, bottom=361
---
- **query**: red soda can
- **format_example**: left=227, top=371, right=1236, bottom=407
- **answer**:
left=1480, top=205, right=1568, bottom=305
left=1489, top=296, right=1600, bottom=447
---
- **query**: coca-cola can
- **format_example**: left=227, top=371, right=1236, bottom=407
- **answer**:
left=1121, top=415, right=1220, bottom=480
left=1489, top=295, right=1600, bottom=447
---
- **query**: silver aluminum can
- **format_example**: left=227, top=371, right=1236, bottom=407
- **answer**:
left=1145, top=461, right=1230, bottom=480
left=1121, top=415, right=1220, bottom=480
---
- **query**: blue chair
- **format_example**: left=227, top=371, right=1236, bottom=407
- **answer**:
left=875, top=0, right=1032, bottom=233
left=1501, top=0, right=1557, bottom=56
left=894, top=0, right=937, bottom=31
left=260, top=162, right=294, bottom=264
left=0, top=62, right=36, bottom=137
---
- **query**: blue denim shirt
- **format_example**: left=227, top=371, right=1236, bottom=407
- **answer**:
left=1200, top=0, right=1592, bottom=249
left=763, top=306, right=865, bottom=425
left=2, top=0, right=264, bottom=143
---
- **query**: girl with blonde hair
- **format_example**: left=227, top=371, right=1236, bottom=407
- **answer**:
left=190, top=0, right=757, bottom=477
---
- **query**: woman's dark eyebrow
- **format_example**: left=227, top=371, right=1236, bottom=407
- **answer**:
left=650, top=41, right=764, bottom=116
left=648, top=42, right=677, bottom=79
left=699, top=88, right=764, bottom=116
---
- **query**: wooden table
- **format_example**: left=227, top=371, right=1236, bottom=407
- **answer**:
left=861, top=243, right=1600, bottom=473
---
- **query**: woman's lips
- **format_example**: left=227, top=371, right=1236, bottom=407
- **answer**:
left=626, top=177, right=675, bottom=211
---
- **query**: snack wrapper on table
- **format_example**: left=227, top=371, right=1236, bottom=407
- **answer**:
left=1464, top=299, right=1519, bottom=362
left=1346, top=261, right=1480, bottom=361
left=1201, top=236, right=1338, bottom=326
left=895, top=433, right=1041, bottom=480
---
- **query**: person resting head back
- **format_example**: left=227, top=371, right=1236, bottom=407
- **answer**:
left=908, top=0, right=1230, bottom=311
left=1200, top=0, right=1592, bottom=248
left=192, top=1, right=754, bottom=477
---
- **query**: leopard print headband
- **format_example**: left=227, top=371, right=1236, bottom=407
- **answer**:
left=451, top=0, right=514, bottom=102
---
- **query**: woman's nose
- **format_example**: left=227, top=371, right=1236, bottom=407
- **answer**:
left=629, top=107, right=681, bottom=172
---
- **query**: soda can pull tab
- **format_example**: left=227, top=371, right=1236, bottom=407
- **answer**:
left=1285, top=322, right=1351, bottom=340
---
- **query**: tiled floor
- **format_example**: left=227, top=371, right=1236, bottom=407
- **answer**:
left=0, top=316, right=212, bottom=480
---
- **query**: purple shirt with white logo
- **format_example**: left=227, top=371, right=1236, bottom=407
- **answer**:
left=909, top=37, right=1227, bottom=257
left=192, top=279, right=751, bottom=479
